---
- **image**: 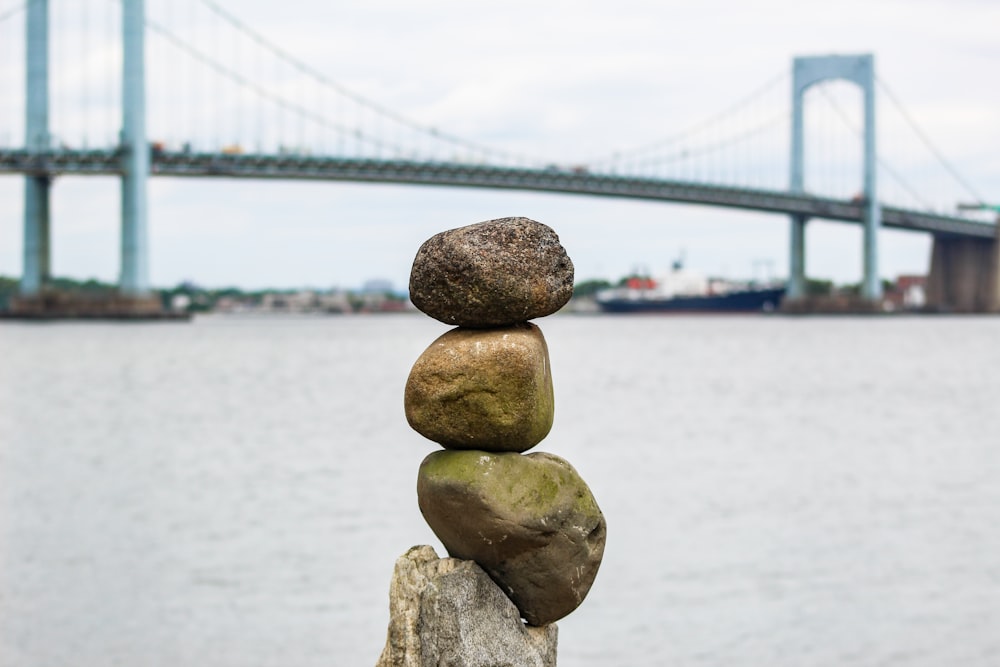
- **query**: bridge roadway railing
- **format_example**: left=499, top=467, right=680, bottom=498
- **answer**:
left=0, top=147, right=993, bottom=240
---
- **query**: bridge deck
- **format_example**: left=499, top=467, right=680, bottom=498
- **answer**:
left=0, top=147, right=993, bottom=240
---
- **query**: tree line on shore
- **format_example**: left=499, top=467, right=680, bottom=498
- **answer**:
left=0, top=274, right=910, bottom=312
left=0, top=276, right=408, bottom=313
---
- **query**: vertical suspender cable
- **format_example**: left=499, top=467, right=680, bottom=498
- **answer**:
left=107, top=0, right=113, bottom=145
left=212, top=7, right=218, bottom=148
left=51, top=0, right=59, bottom=147
left=2, top=1, right=14, bottom=146
left=817, top=84, right=825, bottom=195
left=297, top=60, right=303, bottom=151
left=374, top=98, right=380, bottom=159
left=734, top=95, right=741, bottom=187
left=112, top=0, right=119, bottom=146
left=3, top=5, right=7, bottom=144
left=147, top=0, right=154, bottom=146
left=82, top=0, right=89, bottom=147
left=704, top=124, right=711, bottom=183
left=0, top=6, right=4, bottom=145
left=826, top=85, right=834, bottom=196
left=275, top=46, right=282, bottom=151
left=198, top=1, right=206, bottom=148
left=751, top=96, right=758, bottom=188
left=189, top=0, right=196, bottom=148
left=253, top=25, right=261, bottom=152
left=188, top=0, right=195, bottom=148
left=824, top=84, right=832, bottom=196
left=815, top=85, right=823, bottom=195
left=841, top=86, right=848, bottom=197
left=319, top=74, right=324, bottom=153
left=159, top=0, right=165, bottom=147
left=712, top=108, right=730, bottom=184
left=228, top=14, right=235, bottom=148
left=830, top=86, right=838, bottom=196
left=709, top=113, right=717, bottom=184
left=728, top=111, right=734, bottom=185
left=236, top=23, right=243, bottom=151
left=336, top=73, right=343, bottom=156
left=194, top=0, right=201, bottom=149
left=745, top=96, right=752, bottom=188
left=206, top=2, right=213, bottom=149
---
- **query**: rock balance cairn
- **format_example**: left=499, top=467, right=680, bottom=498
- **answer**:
left=378, top=217, right=606, bottom=666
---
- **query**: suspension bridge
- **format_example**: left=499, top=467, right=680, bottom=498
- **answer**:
left=1, top=0, right=997, bottom=314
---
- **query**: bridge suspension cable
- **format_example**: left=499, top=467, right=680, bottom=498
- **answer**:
left=144, top=18, right=398, bottom=154
left=0, top=1, right=27, bottom=24
left=876, top=77, right=986, bottom=206
left=812, top=81, right=932, bottom=209
left=584, top=70, right=789, bottom=169
left=809, top=77, right=987, bottom=216
left=0, top=2, right=26, bottom=148
left=2, top=0, right=988, bottom=229
left=627, top=112, right=789, bottom=180
left=192, top=0, right=546, bottom=167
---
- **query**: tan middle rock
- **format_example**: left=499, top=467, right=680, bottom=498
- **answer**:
left=404, top=323, right=554, bottom=452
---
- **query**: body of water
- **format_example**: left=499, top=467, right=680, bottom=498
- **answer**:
left=2, top=314, right=999, bottom=666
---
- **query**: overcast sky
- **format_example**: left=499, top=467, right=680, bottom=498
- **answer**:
left=1, top=0, right=998, bottom=291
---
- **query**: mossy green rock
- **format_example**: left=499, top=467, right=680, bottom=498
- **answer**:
left=408, top=217, right=574, bottom=328
left=417, top=450, right=606, bottom=626
left=404, top=323, right=554, bottom=452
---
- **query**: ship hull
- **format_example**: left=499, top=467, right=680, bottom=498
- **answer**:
left=597, top=287, right=785, bottom=313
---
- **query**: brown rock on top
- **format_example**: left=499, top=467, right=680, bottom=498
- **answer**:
left=408, top=217, right=574, bottom=327
left=417, top=450, right=607, bottom=626
left=404, top=323, right=554, bottom=452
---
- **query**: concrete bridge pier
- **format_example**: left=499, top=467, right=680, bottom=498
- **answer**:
left=925, top=229, right=1000, bottom=313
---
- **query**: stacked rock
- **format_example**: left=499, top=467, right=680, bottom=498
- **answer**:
left=404, top=216, right=607, bottom=628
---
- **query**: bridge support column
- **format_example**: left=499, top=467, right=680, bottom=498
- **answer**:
left=787, top=214, right=808, bottom=299
left=21, top=0, right=50, bottom=297
left=860, top=69, right=881, bottom=302
left=120, top=0, right=150, bottom=296
left=925, top=229, right=1000, bottom=313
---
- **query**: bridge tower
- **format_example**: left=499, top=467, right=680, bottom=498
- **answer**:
left=788, top=54, right=880, bottom=303
left=18, top=0, right=150, bottom=301
left=22, top=0, right=50, bottom=296
left=121, top=0, right=150, bottom=296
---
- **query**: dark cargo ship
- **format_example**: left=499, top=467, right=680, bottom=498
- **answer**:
left=595, top=265, right=785, bottom=314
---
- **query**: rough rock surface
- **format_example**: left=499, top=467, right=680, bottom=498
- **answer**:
left=417, top=451, right=606, bottom=626
left=404, top=323, right=554, bottom=452
left=375, top=545, right=557, bottom=667
left=408, top=217, right=574, bottom=328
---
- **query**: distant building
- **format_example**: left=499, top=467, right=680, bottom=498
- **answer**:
left=898, top=275, right=927, bottom=308
left=885, top=275, right=926, bottom=310
left=171, top=293, right=191, bottom=311
left=317, top=290, right=352, bottom=313
left=362, top=278, right=394, bottom=294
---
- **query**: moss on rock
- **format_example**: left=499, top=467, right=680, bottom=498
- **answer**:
left=417, top=450, right=606, bottom=626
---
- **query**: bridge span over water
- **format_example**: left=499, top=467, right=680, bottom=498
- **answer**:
left=2, top=147, right=993, bottom=243
left=2, top=0, right=998, bottom=313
